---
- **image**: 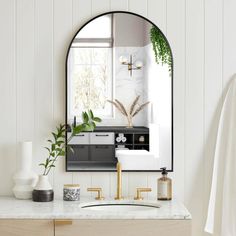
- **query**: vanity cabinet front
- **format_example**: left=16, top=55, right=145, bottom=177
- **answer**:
left=0, top=219, right=191, bottom=236
left=68, top=133, right=90, bottom=145
left=0, top=220, right=54, bottom=236
left=68, top=145, right=89, bottom=161
left=90, top=132, right=114, bottom=145
left=90, top=145, right=115, bottom=162
left=55, top=219, right=191, bottom=236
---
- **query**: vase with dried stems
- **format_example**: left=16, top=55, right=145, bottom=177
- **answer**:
left=107, top=95, right=150, bottom=128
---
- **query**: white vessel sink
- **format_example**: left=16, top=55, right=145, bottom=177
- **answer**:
left=80, top=201, right=160, bottom=212
left=115, top=150, right=159, bottom=170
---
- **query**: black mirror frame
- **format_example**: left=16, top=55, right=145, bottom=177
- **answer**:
left=65, top=11, right=174, bottom=172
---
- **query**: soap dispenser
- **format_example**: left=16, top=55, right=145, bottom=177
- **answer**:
left=157, top=167, right=172, bottom=200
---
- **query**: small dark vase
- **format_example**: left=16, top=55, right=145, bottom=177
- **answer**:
left=32, top=175, right=54, bottom=202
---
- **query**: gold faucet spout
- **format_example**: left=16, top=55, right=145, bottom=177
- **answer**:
left=115, top=162, right=123, bottom=200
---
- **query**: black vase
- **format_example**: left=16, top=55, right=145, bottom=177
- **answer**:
left=32, top=189, right=54, bottom=202
left=32, top=175, right=54, bottom=202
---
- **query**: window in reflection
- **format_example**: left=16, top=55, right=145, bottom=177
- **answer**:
left=68, top=15, right=113, bottom=119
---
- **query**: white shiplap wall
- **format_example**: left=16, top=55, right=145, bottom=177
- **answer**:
left=0, top=0, right=232, bottom=235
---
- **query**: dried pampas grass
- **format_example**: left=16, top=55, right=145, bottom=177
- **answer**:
left=107, top=96, right=150, bottom=127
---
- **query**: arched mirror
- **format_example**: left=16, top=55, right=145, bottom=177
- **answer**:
left=66, top=11, right=173, bottom=172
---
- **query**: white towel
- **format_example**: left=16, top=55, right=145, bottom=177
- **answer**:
left=205, top=77, right=236, bottom=235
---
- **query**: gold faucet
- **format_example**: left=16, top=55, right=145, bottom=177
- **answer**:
left=87, top=187, right=105, bottom=200
left=134, top=187, right=152, bottom=200
left=114, top=162, right=123, bottom=200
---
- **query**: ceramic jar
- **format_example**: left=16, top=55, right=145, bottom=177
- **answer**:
left=63, top=184, right=80, bottom=201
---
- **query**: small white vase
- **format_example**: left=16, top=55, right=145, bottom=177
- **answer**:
left=13, top=142, right=38, bottom=199
left=33, top=175, right=54, bottom=202
left=34, top=175, right=52, bottom=190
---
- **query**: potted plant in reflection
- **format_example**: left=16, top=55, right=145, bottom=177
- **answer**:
left=32, top=110, right=101, bottom=202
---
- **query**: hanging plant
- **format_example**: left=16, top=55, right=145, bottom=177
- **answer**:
left=150, top=26, right=172, bottom=74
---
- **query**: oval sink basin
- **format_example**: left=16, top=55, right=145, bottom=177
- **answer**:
left=80, top=201, right=160, bottom=212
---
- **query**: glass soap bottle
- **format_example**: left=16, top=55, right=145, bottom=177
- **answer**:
left=157, top=167, right=172, bottom=200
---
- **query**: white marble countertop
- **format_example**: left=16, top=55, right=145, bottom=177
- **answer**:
left=0, top=197, right=191, bottom=220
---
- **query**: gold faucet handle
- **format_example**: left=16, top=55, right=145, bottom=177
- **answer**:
left=134, top=187, right=152, bottom=200
left=87, top=187, right=105, bottom=200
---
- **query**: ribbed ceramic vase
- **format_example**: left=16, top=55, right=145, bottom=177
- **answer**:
left=32, top=175, right=54, bottom=202
left=12, top=141, right=38, bottom=199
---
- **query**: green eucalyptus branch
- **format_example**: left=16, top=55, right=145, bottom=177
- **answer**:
left=39, top=110, right=102, bottom=176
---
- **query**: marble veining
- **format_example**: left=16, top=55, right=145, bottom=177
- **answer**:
left=0, top=197, right=191, bottom=220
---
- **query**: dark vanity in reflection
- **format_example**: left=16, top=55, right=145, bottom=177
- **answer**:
left=66, top=126, right=149, bottom=171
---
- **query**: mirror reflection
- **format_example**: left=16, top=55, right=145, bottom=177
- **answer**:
left=66, top=12, right=173, bottom=171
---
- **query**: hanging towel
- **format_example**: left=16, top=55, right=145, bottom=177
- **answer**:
left=205, top=76, right=236, bottom=235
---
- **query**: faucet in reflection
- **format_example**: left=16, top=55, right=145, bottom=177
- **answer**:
left=114, top=162, right=123, bottom=200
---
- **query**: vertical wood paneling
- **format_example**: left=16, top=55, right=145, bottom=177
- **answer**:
left=110, top=0, right=128, bottom=11
left=53, top=0, right=73, bottom=197
left=166, top=0, right=185, bottom=202
left=128, top=173, right=148, bottom=198
left=72, top=0, right=92, bottom=34
left=53, top=0, right=73, bottom=122
left=91, top=173, right=110, bottom=197
left=16, top=0, right=35, bottom=142
left=0, top=0, right=16, bottom=195
left=185, top=0, right=205, bottom=235
left=223, top=0, right=236, bottom=89
left=147, top=0, right=167, bottom=34
left=73, top=173, right=92, bottom=197
left=34, top=0, right=54, bottom=181
left=204, top=0, right=223, bottom=235
left=128, top=0, right=147, bottom=16
left=91, top=0, right=110, bottom=15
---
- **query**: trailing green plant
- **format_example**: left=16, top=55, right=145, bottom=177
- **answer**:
left=150, top=26, right=172, bottom=74
left=39, top=110, right=101, bottom=175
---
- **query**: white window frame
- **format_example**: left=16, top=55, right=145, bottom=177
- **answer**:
left=68, top=15, right=114, bottom=122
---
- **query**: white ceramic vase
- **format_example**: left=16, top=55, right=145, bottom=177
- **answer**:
left=32, top=175, right=54, bottom=202
left=34, top=175, right=52, bottom=190
left=12, top=142, right=38, bottom=199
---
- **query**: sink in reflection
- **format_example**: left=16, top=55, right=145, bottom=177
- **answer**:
left=80, top=201, right=160, bottom=212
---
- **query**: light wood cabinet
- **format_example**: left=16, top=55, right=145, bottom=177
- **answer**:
left=0, top=220, right=54, bottom=236
left=0, top=219, right=191, bottom=236
left=55, top=219, right=191, bottom=236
